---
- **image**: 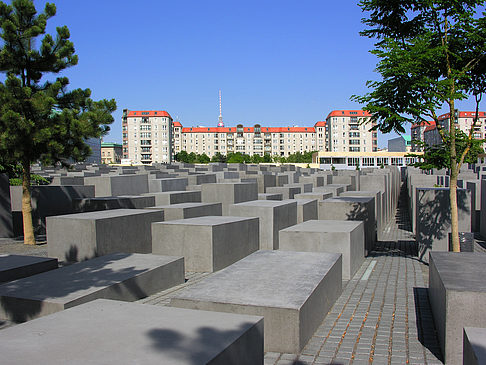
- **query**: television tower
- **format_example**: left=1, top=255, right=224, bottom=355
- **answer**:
left=218, top=90, right=224, bottom=127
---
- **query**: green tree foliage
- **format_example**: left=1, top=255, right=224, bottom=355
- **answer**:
left=210, top=152, right=226, bottom=163
left=0, top=1, right=116, bottom=244
left=352, top=0, right=486, bottom=251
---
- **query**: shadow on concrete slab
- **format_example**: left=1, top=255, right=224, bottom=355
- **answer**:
left=413, top=287, right=443, bottom=363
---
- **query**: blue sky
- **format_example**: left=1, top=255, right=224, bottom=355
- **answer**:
left=8, top=1, right=484, bottom=147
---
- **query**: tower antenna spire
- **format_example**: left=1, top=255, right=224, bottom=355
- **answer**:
left=218, top=90, right=224, bottom=127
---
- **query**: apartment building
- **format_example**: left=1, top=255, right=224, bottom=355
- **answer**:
left=326, top=110, right=377, bottom=152
left=122, top=109, right=173, bottom=164
left=173, top=123, right=321, bottom=158
left=411, top=111, right=486, bottom=151
left=101, top=142, right=122, bottom=164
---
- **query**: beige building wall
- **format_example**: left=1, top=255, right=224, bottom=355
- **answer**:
left=326, top=110, right=377, bottom=153
left=122, top=109, right=173, bottom=164
left=173, top=124, right=319, bottom=158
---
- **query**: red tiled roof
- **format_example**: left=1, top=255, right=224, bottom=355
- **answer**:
left=181, top=126, right=316, bottom=133
left=173, top=121, right=182, bottom=127
left=127, top=110, right=172, bottom=119
left=438, top=111, right=486, bottom=120
left=411, top=120, right=435, bottom=129
left=325, top=110, right=372, bottom=119
left=314, top=121, right=326, bottom=127
left=424, top=125, right=437, bottom=132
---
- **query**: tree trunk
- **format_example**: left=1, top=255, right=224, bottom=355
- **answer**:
left=449, top=173, right=460, bottom=252
left=449, top=103, right=460, bottom=252
left=21, top=160, right=35, bottom=245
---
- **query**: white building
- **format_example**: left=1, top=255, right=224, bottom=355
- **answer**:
left=122, top=109, right=173, bottom=164
left=326, top=110, right=377, bottom=152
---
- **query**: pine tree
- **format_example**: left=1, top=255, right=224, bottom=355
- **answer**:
left=0, top=1, right=116, bottom=244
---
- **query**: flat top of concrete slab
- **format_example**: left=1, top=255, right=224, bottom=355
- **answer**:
left=150, top=202, right=220, bottom=209
left=0, top=255, right=57, bottom=271
left=154, top=216, right=257, bottom=226
left=232, top=200, right=295, bottom=208
left=172, top=250, right=341, bottom=309
left=0, top=253, right=182, bottom=303
left=430, top=252, right=486, bottom=292
left=280, top=220, right=362, bottom=233
left=143, top=191, right=196, bottom=195
left=284, top=198, right=316, bottom=206
left=323, top=197, right=373, bottom=203
left=49, top=208, right=163, bottom=220
left=0, top=299, right=263, bottom=365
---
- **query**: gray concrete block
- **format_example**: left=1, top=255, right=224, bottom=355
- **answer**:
left=0, top=255, right=58, bottom=283
left=47, top=209, right=164, bottom=262
left=202, top=182, right=258, bottom=215
left=74, top=195, right=155, bottom=212
left=0, top=253, right=184, bottom=322
left=312, top=185, right=345, bottom=197
left=340, top=190, right=383, bottom=240
left=318, top=196, right=376, bottom=255
left=10, top=185, right=95, bottom=236
left=149, top=177, right=189, bottom=193
left=294, top=198, right=318, bottom=223
left=266, top=186, right=301, bottom=199
left=147, top=202, right=222, bottom=220
left=152, top=216, right=259, bottom=272
left=171, top=250, right=342, bottom=353
left=416, top=188, right=471, bottom=262
left=429, top=252, right=486, bottom=365
left=294, top=192, right=333, bottom=201
left=143, top=190, right=201, bottom=205
left=464, top=327, right=486, bottom=365
left=85, top=174, right=149, bottom=197
left=258, top=193, right=283, bottom=201
left=229, top=200, right=297, bottom=250
left=0, top=173, right=13, bottom=238
left=50, top=176, right=85, bottom=185
left=186, top=173, right=217, bottom=186
left=0, top=299, right=263, bottom=365
left=279, top=220, right=364, bottom=280
left=466, top=180, right=481, bottom=232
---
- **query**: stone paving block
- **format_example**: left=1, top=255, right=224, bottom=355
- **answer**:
left=47, top=209, right=164, bottom=262
left=0, top=253, right=184, bottom=322
left=0, top=255, right=58, bottom=283
left=429, top=252, right=486, bottom=365
left=152, top=216, right=259, bottom=272
left=171, top=250, right=342, bottom=353
left=0, top=299, right=263, bottom=365
left=229, top=200, right=296, bottom=250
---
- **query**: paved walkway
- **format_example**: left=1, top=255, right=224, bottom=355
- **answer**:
left=1, top=186, right=447, bottom=364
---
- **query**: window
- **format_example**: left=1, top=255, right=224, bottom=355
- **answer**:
left=348, top=157, right=359, bottom=166
left=349, top=147, right=360, bottom=152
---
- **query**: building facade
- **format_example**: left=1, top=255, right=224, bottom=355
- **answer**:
left=122, top=109, right=173, bottom=164
left=325, top=110, right=378, bottom=152
left=101, top=142, right=123, bottom=164
left=172, top=123, right=322, bottom=158
left=314, top=151, right=423, bottom=170
left=412, top=111, right=486, bottom=151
